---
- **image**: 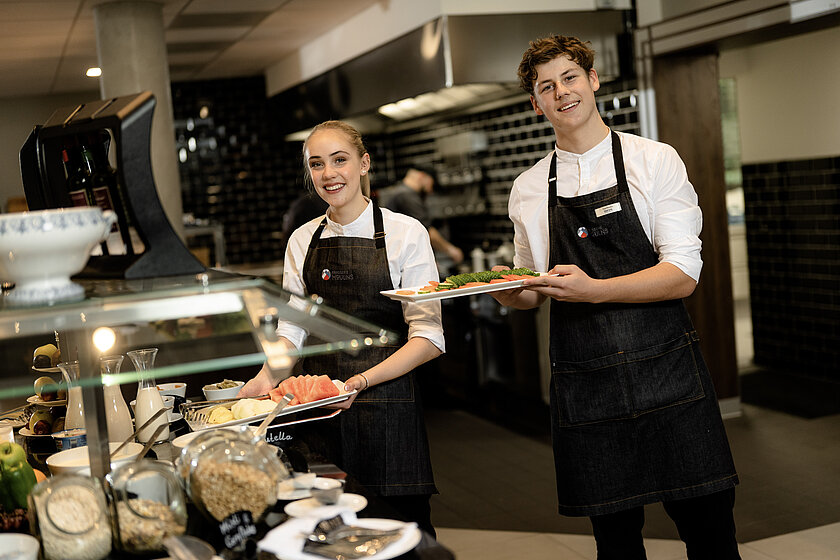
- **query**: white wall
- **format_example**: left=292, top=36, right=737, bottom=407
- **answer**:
left=0, top=91, right=98, bottom=211
left=718, top=25, right=840, bottom=163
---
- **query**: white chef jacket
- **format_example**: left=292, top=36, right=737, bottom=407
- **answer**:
left=509, top=130, right=703, bottom=282
left=277, top=200, right=445, bottom=353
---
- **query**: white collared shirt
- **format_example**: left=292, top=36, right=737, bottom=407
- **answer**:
left=509, top=130, right=703, bottom=282
left=277, top=200, right=445, bottom=353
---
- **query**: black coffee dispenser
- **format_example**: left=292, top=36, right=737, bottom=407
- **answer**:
left=19, top=91, right=205, bottom=279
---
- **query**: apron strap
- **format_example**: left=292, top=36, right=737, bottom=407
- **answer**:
left=547, top=150, right=558, bottom=208
left=547, top=130, right=628, bottom=206
left=308, top=217, right=328, bottom=251
left=372, top=200, right=386, bottom=249
left=610, top=130, right=629, bottom=194
left=307, top=202, right=385, bottom=250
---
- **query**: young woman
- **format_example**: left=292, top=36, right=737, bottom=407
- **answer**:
left=239, top=121, right=444, bottom=535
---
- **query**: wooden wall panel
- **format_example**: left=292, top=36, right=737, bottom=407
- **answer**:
left=653, top=52, right=739, bottom=399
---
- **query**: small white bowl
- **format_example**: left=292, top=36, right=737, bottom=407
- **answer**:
left=157, top=382, right=187, bottom=397
left=0, top=207, right=116, bottom=305
left=46, top=441, right=144, bottom=475
left=171, top=425, right=259, bottom=451
left=202, top=381, right=244, bottom=401
left=0, top=533, right=39, bottom=560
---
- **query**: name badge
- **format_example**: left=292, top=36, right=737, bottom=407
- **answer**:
left=595, top=203, right=621, bottom=218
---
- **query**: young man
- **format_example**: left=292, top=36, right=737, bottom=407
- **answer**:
left=376, top=166, right=464, bottom=264
left=491, top=35, right=741, bottom=559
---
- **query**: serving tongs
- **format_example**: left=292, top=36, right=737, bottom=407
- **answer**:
left=302, top=515, right=406, bottom=559
left=179, top=393, right=270, bottom=424
left=110, top=407, right=168, bottom=459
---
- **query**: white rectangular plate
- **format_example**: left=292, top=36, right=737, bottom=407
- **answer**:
left=380, top=273, right=553, bottom=303
left=187, top=379, right=355, bottom=432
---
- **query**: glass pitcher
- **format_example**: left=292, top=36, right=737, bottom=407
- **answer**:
left=99, top=355, right=133, bottom=443
left=58, top=361, right=84, bottom=430
left=127, top=348, right=169, bottom=443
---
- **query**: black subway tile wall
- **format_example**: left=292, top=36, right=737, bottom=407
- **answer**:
left=172, top=76, right=304, bottom=265
left=171, top=76, right=639, bottom=266
left=741, top=156, right=840, bottom=380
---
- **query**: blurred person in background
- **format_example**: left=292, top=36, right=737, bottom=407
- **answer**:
left=377, top=166, right=464, bottom=265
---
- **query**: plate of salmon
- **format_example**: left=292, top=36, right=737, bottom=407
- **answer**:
left=381, top=268, right=553, bottom=302
left=186, top=374, right=356, bottom=431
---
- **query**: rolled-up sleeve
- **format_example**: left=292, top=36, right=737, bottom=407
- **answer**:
left=651, top=144, right=703, bottom=283
left=274, top=228, right=310, bottom=350
left=394, top=219, right=445, bottom=353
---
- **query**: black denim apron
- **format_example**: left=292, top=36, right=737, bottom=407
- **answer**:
left=547, top=131, right=738, bottom=517
left=301, top=202, right=437, bottom=497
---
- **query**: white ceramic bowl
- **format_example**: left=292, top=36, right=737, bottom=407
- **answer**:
left=171, top=425, right=259, bottom=451
left=0, top=533, right=39, bottom=560
left=46, top=441, right=144, bottom=475
left=0, top=207, right=116, bottom=305
left=157, top=382, right=187, bottom=397
left=202, top=381, right=244, bottom=401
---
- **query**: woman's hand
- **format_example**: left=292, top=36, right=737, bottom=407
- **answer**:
left=324, top=373, right=367, bottom=409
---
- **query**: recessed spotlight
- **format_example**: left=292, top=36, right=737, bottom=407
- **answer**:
left=86, top=67, right=102, bottom=77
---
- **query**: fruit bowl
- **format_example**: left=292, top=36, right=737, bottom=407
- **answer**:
left=0, top=207, right=116, bottom=306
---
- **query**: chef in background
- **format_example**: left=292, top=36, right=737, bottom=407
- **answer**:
left=491, top=35, right=740, bottom=559
left=239, top=121, right=443, bottom=536
left=377, top=166, right=464, bottom=265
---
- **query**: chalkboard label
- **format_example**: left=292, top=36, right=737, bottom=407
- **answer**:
left=219, top=510, right=257, bottom=550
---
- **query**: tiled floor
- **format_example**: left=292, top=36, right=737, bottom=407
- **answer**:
left=425, top=404, right=840, bottom=559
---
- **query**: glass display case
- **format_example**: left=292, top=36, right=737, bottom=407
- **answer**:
left=0, top=270, right=398, bottom=478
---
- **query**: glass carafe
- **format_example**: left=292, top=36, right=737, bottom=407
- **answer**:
left=58, top=361, right=84, bottom=430
left=127, top=348, right=169, bottom=443
left=100, top=355, right=133, bottom=443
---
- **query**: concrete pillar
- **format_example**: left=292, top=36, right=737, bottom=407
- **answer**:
left=93, top=1, right=185, bottom=239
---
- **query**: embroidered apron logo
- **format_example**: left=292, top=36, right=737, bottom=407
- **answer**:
left=323, top=269, right=354, bottom=281
left=577, top=226, right=609, bottom=239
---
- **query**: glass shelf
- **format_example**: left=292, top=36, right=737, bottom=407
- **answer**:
left=0, top=270, right=396, bottom=398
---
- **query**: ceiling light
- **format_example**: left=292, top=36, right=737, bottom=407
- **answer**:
left=86, top=67, right=102, bottom=77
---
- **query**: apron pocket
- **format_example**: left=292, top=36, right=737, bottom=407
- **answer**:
left=552, top=333, right=705, bottom=426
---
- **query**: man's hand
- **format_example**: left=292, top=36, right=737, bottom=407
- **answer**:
left=489, top=265, right=544, bottom=309
left=521, top=262, right=697, bottom=304
left=237, top=366, right=278, bottom=398
left=520, top=264, right=599, bottom=303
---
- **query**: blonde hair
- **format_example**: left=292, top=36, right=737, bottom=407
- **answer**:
left=302, top=120, right=371, bottom=197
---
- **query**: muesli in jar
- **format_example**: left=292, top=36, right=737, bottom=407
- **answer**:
left=107, top=459, right=188, bottom=553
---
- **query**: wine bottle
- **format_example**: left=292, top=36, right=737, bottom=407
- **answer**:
left=88, top=132, right=145, bottom=254
left=64, top=145, right=108, bottom=256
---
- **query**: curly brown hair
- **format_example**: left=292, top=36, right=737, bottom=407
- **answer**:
left=517, top=35, right=595, bottom=94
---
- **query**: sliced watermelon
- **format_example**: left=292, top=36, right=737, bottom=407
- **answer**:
left=310, top=375, right=340, bottom=401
